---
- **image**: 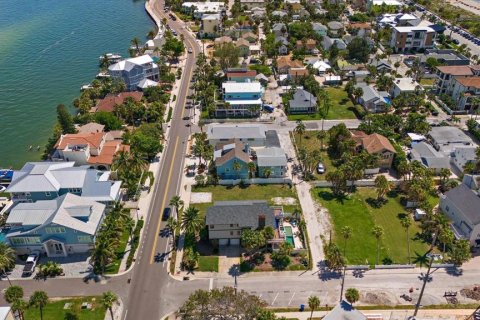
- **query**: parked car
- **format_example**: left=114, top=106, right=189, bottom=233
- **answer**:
left=452, top=39, right=460, bottom=45
left=22, top=251, right=40, bottom=276
left=188, top=47, right=193, bottom=54
left=317, top=163, right=325, bottom=174
left=162, top=207, right=172, bottom=221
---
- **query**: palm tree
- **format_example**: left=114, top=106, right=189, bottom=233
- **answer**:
left=295, top=120, right=306, bottom=146
left=316, top=130, right=327, bottom=151
left=400, top=216, right=412, bottom=264
left=181, top=207, right=203, bottom=239
left=131, top=37, right=141, bottom=55
left=341, top=226, right=353, bottom=258
left=308, top=295, right=320, bottom=320
left=372, top=226, right=384, bottom=265
left=101, top=291, right=118, bottom=320
left=232, top=161, right=242, bottom=180
left=263, top=168, right=272, bottom=178
left=147, top=29, right=157, bottom=40
left=352, top=87, right=363, bottom=103
left=345, top=288, right=360, bottom=306
left=4, top=285, right=23, bottom=303
left=166, top=216, right=178, bottom=248
left=91, top=236, right=118, bottom=274
left=438, top=228, right=454, bottom=254
left=169, top=195, right=184, bottom=216
left=247, top=162, right=256, bottom=179
left=12, top=299, right=27, bottom=320
left=0, top=243, right=16, bottom=285
left=374, top=175, right=391, bottom=201
left=29, top=291, right=48, bottom=320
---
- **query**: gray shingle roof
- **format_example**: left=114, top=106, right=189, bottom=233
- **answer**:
left=206, top=201, right=276, bottom=228
left=429, top=126, right=473, bottom=145
left=444, top=184, right=480, bottom=225
left=266, top=130, right=281, bottom=148
left=289, top=89, right=317, bottom=110
left=410, top=142, right=450, bottom=169
left=256, top=147, right=287, bottom=167
left=323, top=301, right=366, bottom=320
left=327, top=21, right=343, bottom=30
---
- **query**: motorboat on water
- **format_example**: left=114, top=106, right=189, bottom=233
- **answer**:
left=98, top=53, right=122, bottom=64
left=80, top=84, right=93, bottom=91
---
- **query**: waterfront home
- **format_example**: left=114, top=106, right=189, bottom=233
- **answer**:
left=5, top=193, right=105, bottom=257
left=182, top=2, right=226, bottom=19
left=207, top=123, right=267, bottom=147
left=108, top=55, right=159, bottom=91
left=351, top=131, right=396, bottom=169
left=440, top=180, right=480, bottom=246
left=219, top=81, right=263, bottom=117
left=226, top=69, right=257, bottom=82
left=256, top=147, right=288, bottom=178
left=214, top=140, right=251, bottom=180
left=288, top=88, right=317, bottom=114
left=205, top=201, right=276, bottom=246
left=6, top=162, right=122, bottom=204
left=90, top=92, right=144, bottom=113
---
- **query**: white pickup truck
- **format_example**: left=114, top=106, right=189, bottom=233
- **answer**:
left=22, top=251, right=40, bottom=276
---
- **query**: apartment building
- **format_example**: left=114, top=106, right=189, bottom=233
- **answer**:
left=435, top=65, right=480, bottom=95
left=389, top=25, right=435, bottom=53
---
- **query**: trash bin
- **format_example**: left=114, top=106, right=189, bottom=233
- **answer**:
left=299, top=304, right=305, bottom=312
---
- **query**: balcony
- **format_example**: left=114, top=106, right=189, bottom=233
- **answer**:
left=450, top=223, right=468, bottom=240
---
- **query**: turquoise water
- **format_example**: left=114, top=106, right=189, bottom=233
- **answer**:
left=284, top=226, right=294, bottom=245
left=0, top=0, right=154, bottom=168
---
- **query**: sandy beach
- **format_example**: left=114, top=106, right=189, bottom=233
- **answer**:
left=447, top=0, right=480, bottom=15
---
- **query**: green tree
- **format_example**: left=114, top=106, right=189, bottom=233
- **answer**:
left=147, top=29, right=157, bottom=40
left=233, top=161, right=242, bottom=180
left=438, top=228, right=454, bottom=254
left=346, top=37, right=370, bottom=62
left=214, top=42, right=240, bottom=70
left=316, top=130, right=327, bottom=151
left=374, top=175, right=391, bottom=201
left=241, top=229, right=266, bottom=254
left=341, top=226, right=353, bottom=258
left=4, top=285, right=23, bottom=303
left=262, top=167, right=272, bottom=179
left=29, top=291, right=48, bottom=320
left=308, top=296, right=320, bottom=320
left=101, top=291, right=118, bottom=320
left=372, top=226, right=384, bottom=265
left=169, top=195, right=184, bottom=215
left=345, top=288, right=360, bottom=305
left=12, top=299, right=28, bottom=320
left=131, top=37, right=142, bottom=55
left=295, top=120, right=306, bottom=146
left=57, top=104, right=77, bottom=134
left=91, top=235, right=118, bottom=274
left=400, top=216, right=412, bottom=264
left=166, top=216, right=179, bottom=248
left=324, top=242, right=345, bottom=270
left=247, top=162, right=257, bottom=179
left=448, top=239, right=471, bottom=266
left=94, top=111, right=123, bottom=131
left=181, top=207, right=203, bottom=239
left=0, top=243, right=16, bottom=284
left=326, top=169, right=347, bottom=196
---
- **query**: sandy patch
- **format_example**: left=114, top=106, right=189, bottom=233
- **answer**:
left=190, top=192, right=212, bottom=204
left=361, top=290, right=397, bottom=306
left=271, top=197, right=297, bottom=205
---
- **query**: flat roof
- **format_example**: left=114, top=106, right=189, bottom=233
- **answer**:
left=222, top=82, right=262, bottom=93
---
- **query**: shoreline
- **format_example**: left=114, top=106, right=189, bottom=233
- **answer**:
left=144, top=0, right=162, bottom=37
left=446, top=0, right=480, bottom=15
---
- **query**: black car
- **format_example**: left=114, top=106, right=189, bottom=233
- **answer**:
left=162, top=207, right=171, bottom=221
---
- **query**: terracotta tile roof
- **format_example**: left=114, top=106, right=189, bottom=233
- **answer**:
left=351, top=131, right=396, bottom=154
left=215, top=143, right=250, bottom=166
left=242, top=32, right=258, bottom=40
left=226, top=70, right=257, bottom=78
left=288, top=68, right=309, bottom=77
left=55, top=132, right=105, bottom=150
left=87, top=141, right=130, bottom=165
left=455, top=76, right=480, bottom=89
left=93, top=92, right=143, bottom=113
left=349, top=22, right=371, bottom=29
left=276, top=56, right=304, bottom=69
left=236, top=38, right=250, bottom=47
left=76, top=123, right=105, bottom=134
left=436, top=66, right=474, bottom=76
left=296, top=39, right=316, bottom=49
left=470, top=65, right=480, bottom=71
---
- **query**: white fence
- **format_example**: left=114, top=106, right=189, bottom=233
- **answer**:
left=312, top=179, right=402, bottom=187
left=219, top=178, right=293, bottom=186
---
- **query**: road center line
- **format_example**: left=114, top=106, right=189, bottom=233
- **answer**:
left=150, top=136, right=179, bottom=264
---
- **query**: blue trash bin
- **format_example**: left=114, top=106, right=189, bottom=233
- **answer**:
left=300, top=304, right=305, bottom=311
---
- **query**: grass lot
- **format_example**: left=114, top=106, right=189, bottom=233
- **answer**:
left=288, top=87, right=359, bottom=121
left=191, top=184, right=301, bottom=217
left=198, top=256, right=219, bottom=272
left=312, top=188, right=430, bottom=265
left=420, top=78, right=435, bottom=86
left=292, top=131, right=337, bottom=180
left=105, top=230, right=130, bottom=274
left=24, top=297, right=106, bottom=320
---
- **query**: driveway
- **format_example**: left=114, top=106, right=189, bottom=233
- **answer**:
left=218, top=246, right=241, bottom=275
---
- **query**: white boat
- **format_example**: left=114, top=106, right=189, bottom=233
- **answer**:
left=98, top=53, right=122, bottom=63
left=80, top=84, right=93, bottom=91
left=96, top=72, right=111, bottom=79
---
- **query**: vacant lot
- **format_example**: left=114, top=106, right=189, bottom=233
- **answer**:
left=312, top=188, right=430, bottom=265
left=24, top=297, right=105, bottom=320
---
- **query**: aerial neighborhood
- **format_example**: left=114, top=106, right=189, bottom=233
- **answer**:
left=2, top=0, right=480, bottom=318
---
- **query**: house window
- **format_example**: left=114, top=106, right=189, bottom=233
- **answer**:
left=77, top=235, right=92, bottom=243
left=45, top=227, right=66, bottom=234
left=25, top=192, right=31, bottom=196
left=237, top=231, right=241, bottom=235
left=10, top=237, right=41, bottom=245
left=230, top=224, right=234, bottom=227
left=230, top=231, right=234, bottom=235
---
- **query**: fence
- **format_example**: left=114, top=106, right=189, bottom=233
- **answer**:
left=434, top=97, right=468, bottom=115
left=312, top=179, right=402, bottom=188
left=219, top=178, right=293, bottom=186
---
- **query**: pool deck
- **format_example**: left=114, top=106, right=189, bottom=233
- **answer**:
left=282, top=222, right=304, bottom=250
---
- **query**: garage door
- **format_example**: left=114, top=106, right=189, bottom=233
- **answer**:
left=230, top=238, right=240, bottom=245
left=219, top=239, right=228, bottom=245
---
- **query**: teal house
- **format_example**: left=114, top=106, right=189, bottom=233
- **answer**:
left=214, top=140, right=251, bottom=180
left=5, top=193, right=105, bottom=257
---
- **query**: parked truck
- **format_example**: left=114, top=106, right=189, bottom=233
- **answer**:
left=22, top=251, right=40, bottom=276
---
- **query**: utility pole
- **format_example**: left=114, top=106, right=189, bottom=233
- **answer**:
left=234, top=266, right=238, bottom=295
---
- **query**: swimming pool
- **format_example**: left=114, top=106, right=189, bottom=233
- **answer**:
left=284, top=226, right=294, bottom=246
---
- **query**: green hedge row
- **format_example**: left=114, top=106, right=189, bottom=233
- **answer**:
left=126, top=219, right=144, bottom=269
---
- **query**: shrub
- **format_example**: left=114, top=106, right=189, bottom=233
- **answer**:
left=37, top=261, right=63, bottom=277
left=126, top=219, right=144, bottom=269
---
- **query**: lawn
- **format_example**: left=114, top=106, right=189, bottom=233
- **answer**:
left=198, top=256, right=219, bottom=272
left=312, top=188, right=430, bottom=265
left=420, top=78, right=435, bottom=87
left=288, top=87, right=359, bottom=121
left=291, top=131, right=338, bottom=180
left=23, top=297, right=106, bottom=320
left=105, top=229, right=130, bottom=274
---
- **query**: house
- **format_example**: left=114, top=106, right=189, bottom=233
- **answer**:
left=215, top=35, right=233, bottom=45
left=271, top=10, right=288, bottom=18
left=182, top=2, right=226, bottom=19
left=53, top=132, right=129, bottom=169
left=285, top=0, right=302, bottom=10
left=108, top=55, right=159, bottom=91
left=355, top=83, right=390, bottom=113
left=323, top=75, right=342, bottom=86
left=348, top=22, right=372, bottom=37
left=242, top=32, right=258, bottom=43
left=434, top=65, right=480, bottom=95
left=5, top=193, right=105, bottom=257
left=396, top=13, right=420, bottom=27
left=351, top=131, right=396, bottom=168
left=276, top=56, right=304, bottom=74
left=368, top=58, right=393, bottom=73
left=91, top=92, right=143, bottom=113
left=5, top=162, right=122, bottom=204
left=451, top=77, right=480, bottom=111
left=409, top=141, right=451, bottom=173
left=137, top=78, right=158, bottom=91
left=235, top=38, right=250, bottom=57
left=389, top=26, right=436, bottom=53
left=226, top=69, right=257, bottom=82
left=306, top=59, right=331, bottom=74
left=288, top=67, right=309, bottom=81
left=288, top=88, right=317, bottom=114
left=272, top=23, right=287, bottom=37
left=220, top=81, right=263, bottom=117
left=327, top=21, right=344, bottom=36
left=0, top=307, right=13, bottom=320
left=201, top=13, right=221, bottom=37
left=251, top=7, right=266, bottom=18
left=205, top=200, right=276, bottom=245
left=76, top=123, right=105, bottom=134
left=256, top=147, right=288, bottom=177
left=312, top=22, right=328, bottom=37
left=428, top=126, right=475, bottom=154
left=390, top=77, right=422, bottom=99
left=214, top=141, right=251, bottom=179
left=207, top=123, right=267, bottom=147
left=440, top=182, right=480, bottom=246
left=418, top=49, right=470, bottom=67
left=323, top=300, right=367, bottom=320
left=321, top=36, right=347, bottom=50
left=452, top=147, right=478, bottom=172
left=249, top=44, right=261, bottom=55
left=240, top=0, right=266, bottom=9
left=295, top=39, right=317, bottom=53
left=346, top=70, right=371, bottom=81
left=367, top=0, right=403, bottom=11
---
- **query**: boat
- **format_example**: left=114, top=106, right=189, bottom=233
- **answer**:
left=0, top=169, right=13, bottom=182
left=98, top=53, right=122, bottom=64
left=96, top=72, right=111, bottom=79
left=80, top=84, right=93, bottom=91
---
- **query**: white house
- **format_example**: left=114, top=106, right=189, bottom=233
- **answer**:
left=390, top=77, right=421, bottom=98
left=207, top=124, right=267, bottom=147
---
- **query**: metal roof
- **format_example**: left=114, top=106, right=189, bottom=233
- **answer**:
left=206, top=201, right=276, bottom=227
left=207, top=124, right=266, bottom=141
left=444, top=184, right=480, bottom=225
left=256, top=147, right=287, bottom=167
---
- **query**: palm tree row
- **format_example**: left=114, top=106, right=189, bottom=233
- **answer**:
left=113, top=150, right=153, bottom=199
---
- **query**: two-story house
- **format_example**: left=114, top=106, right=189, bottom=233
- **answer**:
left=5, top=193, right=105, bottom=257
left=235, top=38, right=251, bottom=57
left=214, top=141, right=251, bottom=180
left=355, top=83, right=390, bottom=114
left=435, top=65, right=479, bottom=95
left=351, top=131, right=396, bottom=168
left=207, top=124, right=267, bottom=147
left=219, top=81, right=263, bottom=117
left=389, top=25, right=436, bottom=53
left=206, top=200, right=276, bottom=245
left=451, top=77, right=480, bottom=111
left=255, top=147, right=288, bottom=178
left=201, top=13, right=221, bottom=37
left=288, top=88, right=317, bottom=114
left=5, top=162, right=122, bottom=204
left=108, top=55, right=159, bottom=91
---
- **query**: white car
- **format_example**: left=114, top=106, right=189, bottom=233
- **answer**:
left=187, top=48, right=193, bottom=54
left=317, top=163, right=325, bottom=174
